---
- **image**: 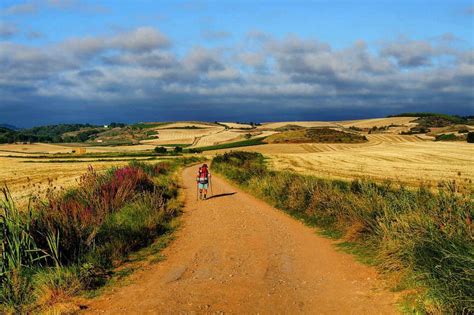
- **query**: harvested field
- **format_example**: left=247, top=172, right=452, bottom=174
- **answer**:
left=337, top=117, right=417, bottom=128
left=0, top=157, right=128, bottom=205
left=0, top=143, right=74, bottom=154
left=155, top=122, right=217, bottom=129
left=0, top=143, right=155, bottom=156
left=270, top=141, right=474, bottom=187
left=259, top=121, right=337, bottom=130
left=206, top=135, right=474, bottom=187
left=218, top=122, right=254, bottom=129
left=140, top=126, right=224, bottom=146
left=192, top=130, right=243, bottom=147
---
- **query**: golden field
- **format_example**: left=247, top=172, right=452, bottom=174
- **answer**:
left=0, top=157, right=128, bottom=204
left=2, top=117, right=473, bottom=199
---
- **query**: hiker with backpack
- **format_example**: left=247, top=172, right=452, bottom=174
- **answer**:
left=196, top=164, right=211, bottom=200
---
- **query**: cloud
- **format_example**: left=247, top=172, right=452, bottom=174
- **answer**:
left=59, top=27, right=170, bottom=58
left=466, top=5, right=474, bottom=15
left=109, top=27, right=170, bottom=52
left=0, top=28, right=472, bottom=126
left=380, top=38, right=434, bottom=67
left=26, top=30, right=45, bottom=39
left=1, top=0, right=109, bottom=16
left=1, top=2, right=38, bottom=15
left=0, top=22, right=18, bottom=38
left=202, top=30, right=231, bottom=40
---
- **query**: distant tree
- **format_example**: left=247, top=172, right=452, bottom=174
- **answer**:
left=109, top=122, right=127, bottom=128
left=174, top=146, right=183, bottom=153
left=467, top=132, right=474, bottom=143
left=244, top=133, right=252, bottom=139
left=154, top=146, right=167, bottom=154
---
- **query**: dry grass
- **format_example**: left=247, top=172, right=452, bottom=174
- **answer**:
left=192, top=130, right=243, bottom=147
left=218, top=122, right=253, bottom=129
left=337, top=117, right=417, bottom=128
left=141, top=126, right=224, bottom=146
left=259, top=121, right=337, bottom=129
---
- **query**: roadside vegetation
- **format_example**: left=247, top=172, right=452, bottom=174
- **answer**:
left=0, top=157, right=200, bottom=313
left=212, top=151, right=473, bottom=313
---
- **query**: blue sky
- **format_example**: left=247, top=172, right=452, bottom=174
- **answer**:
left=1, top=0, right=473, bottom=127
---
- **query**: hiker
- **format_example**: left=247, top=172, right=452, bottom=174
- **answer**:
left=196, top=163, right=211, bottom=200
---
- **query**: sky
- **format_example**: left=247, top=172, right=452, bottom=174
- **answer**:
left=0, top=0, right=473, bottom=127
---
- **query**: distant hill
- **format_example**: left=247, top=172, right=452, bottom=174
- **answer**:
left=0, top=123, right=18, bottom=130
left=388, top=113, right=474, bottom=126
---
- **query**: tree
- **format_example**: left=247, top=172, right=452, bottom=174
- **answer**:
left=174, top=146, right=183, bottom=153
left=154, top=146, right=167, bottom=154
left=467, top=132, right=474, bottom=143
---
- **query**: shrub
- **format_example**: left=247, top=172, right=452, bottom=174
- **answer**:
left=154, top=146, right=167, bottom=154
left=174, top=146, right=183, bottom=153
left=435, top=133, right=459, bottom=141
left=467, top=132, right=474, bottom=143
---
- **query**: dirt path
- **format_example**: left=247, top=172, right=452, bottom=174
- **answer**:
left=86, top=166, right=398, bottom=314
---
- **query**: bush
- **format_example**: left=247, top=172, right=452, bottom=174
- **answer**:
left=212, top=151, right=474, bottom=313
left=154, top=146, right=167, bottom=154
left=467, top=132, right=474, bottom=143
left=174, top=146, right=183, bottom=153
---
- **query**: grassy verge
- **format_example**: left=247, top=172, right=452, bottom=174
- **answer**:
left=185, top=137, right=266, bottom=153
left=212, top=151, right=473, bottom=313
left=0, top=157, right=202, bottom=313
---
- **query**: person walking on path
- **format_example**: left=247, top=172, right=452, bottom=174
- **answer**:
left=196, top=163, right=211, bottom=200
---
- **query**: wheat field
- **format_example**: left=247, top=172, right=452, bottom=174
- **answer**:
left=0, top=157, right=129, bottom=205
left=2, top=118, right=473, bottom=195
left=207, top=134, right=474, bottom=187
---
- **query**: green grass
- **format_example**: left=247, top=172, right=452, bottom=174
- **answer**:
left=212, top=151, right=474, bottom=313
left=162, top=143, right=192, bottom=147
left=185, top=137, right=266, bottom=152
left=130, top=122, right=170, bottom=129
left=435, top=133, right=463, bottom=141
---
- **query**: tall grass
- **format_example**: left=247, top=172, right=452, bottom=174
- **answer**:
left=0, top=159, right=192, bottom=312
left=212, top=151, right=474, bottom=313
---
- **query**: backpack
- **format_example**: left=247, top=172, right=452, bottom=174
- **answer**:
left=198, top=166, right=209, bottom=184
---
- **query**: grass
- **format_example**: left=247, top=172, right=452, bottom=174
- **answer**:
left=212, top=151, right=473, bottom=314
left=185, top=137, right=266, bottom=152
left=162, top=143, right=192, bottom=148
left=130, top=122, right=170, bottom=129
left=0, top=157, right=201, bottom=312
left=435, top=133, right=464, bottom=141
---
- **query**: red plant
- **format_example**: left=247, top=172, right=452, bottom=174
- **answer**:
left=32, top=165, right=155, bottom=262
